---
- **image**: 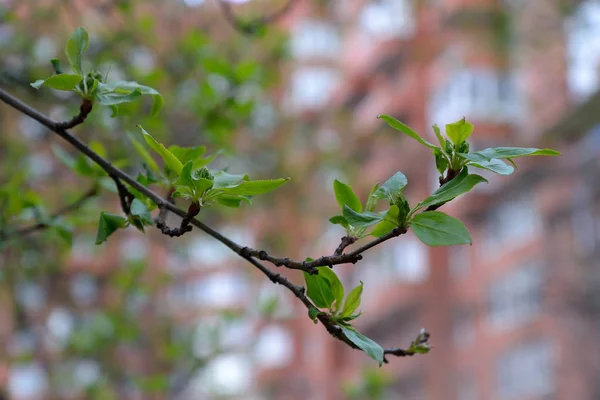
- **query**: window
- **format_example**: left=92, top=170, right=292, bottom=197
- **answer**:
left=566, top=1, right=600, bottom=100
left=288, top=67, right=340, bottom=111
left=497, top=340, right=554, bottom=398
left=484, top=194, right=541, bottom=252
left=390, top=236, right=429, bottom=283
left=360, top=0, right=415, bottom=40
left=290, top=20, right=340, bottom=59
left=488, top=263, right=542, bottom=330
left=428, top=68, right=521, bottom=126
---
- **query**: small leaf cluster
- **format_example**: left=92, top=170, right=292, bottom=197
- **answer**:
left=328, top=116, right=560, bottom=247
left=379, top=115, right=560, bottom=178
left=330, top=173, right=411, bottom=239
left=95, top=126, right=289, bottom=244
left=31, top=27, right=163, bottom=117
left=304, top=266, right=385, bottom=365
left=133, top=125, right=289, bottom=208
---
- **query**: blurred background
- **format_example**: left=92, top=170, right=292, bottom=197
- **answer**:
left=1, top=0, right=599, bottom=399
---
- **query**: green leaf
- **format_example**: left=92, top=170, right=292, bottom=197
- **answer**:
left=468, top=158, right=514, bottom=175
left=175, top=161, right=214, bottom=200
left=168, top=145, right=207, bottom=165
left=137, top=125, right=183, bottom=175
left=373, top=171, right=408, bottom=202
left=304, top=271, right=334, bottom=309
left=365, top=183, right=380, bottom=213
left=341, top=326, right=384, bottom=366
left=316, top=267, right=344, bottom=313
left=217, top=178, right=289, bottom=196
left=130, top=199, right=153, bottom=225
left=343, top=205, right=384, bottom=228
left=96, top=87, right=143, bottom=106
left=433, top=124, right=446, bottom=147
left=333, top=179, right=362, bottom=212
left=459, top=147, right=561, bottom=162
left=65, top=26, right=89, bottom=75
left=418, top=169, right=487, bottom=210
left=378, top=115, right=437, bottom=149
left=445, top=117, right=474, bottom=144
left=371, top=205, right=400, bottom=237
left=308, top=307, right=321, bottom=323
left=95, top=212, right=127, bottom=245
left=50, top=58, right=62, bottom=74
left=329, top=215, right=350, bottom=229
left=31, top=74, right=83, bottom=91
left=126, top=133, right=159, bottom=172
left=216, top=195, right=251, bottom=208
left=341, top=281, right=363, bottom=318
left=411, top=211, right=472, bottom=246
left=99, top=81, right=163, bottom=116
left=51, top=222, right=73, bottom=248
left=212, top=171, right=249, bottom=188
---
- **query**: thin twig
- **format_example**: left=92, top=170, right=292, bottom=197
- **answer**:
left=0, top=86, right=418, bottom=361
left=0, top=185, right=98, bottom=239
left=110, top=174, right=133, bottom=214
left=56, top=98, right=93, bottom=130
left=243, top=227, right=408, bottom=272
left=217, top=0, right=297, bottom=35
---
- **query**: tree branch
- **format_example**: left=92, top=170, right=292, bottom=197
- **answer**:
left=217, top=0, right=297, bottom=35
left=0, top=86, right=417, bottom=362
left=0, top=185, right=98, bottom=239
left=243, top=227, right=408, bottom=272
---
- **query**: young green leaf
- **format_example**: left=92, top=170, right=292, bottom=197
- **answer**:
left=341, top=326, right=385, bottom=366
left=126, top=133, right=159, bottom=172
left=343, top=205, right=384, bottom=228
left=341, top=281, right=363, bottom=318
left=316, top=267, right=344, bottom=313
left=99, top=81, right=163, bottom=116
left=216, top=178, right=289, bottom=196
left=308, top=307, right=322, bottom=323
left=168, top=145, right=207, bottom=165
left=329, top=215, right=350, bottom=230
left=432, top=124, right=446, bottom=147
left=130, top=199, right=153, bottom=226
left=468, top=158, right=514, bottom=175
left=417, top=169, right=487, bottom=210
left=370, top=205, right=400, bottom=237
left=304, top=271, right=334, bottom=309
left=65, top=27, right=89, bottom=75
left=212, top=171, right=249, bottom=188
left=137, top=125, right=183, bottom=175
left=96, top=87, right=143, bottom=106
left=411, top=211, right=472, bottom=246
left=445, top=117, right=474, bottom=145
left=378, top=115, right=438, bottom=149
left=373, top=171, right=408, bottom=202
left=216, top=195, right=251, bottom=208
left=333, top=179, right=362, bottom=212
left=365, top=183, right=380, bottom=213
left=459, top=147, right=561, bottom=162
left=95, top=212, right=127, bottom=245
left=31, top=74, right=83, bottom=91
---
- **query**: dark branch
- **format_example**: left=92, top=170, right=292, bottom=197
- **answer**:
left=110, top=174, right=133, bottom=215
left=156, top=201, right=200, bottom=237
left=334, top=236, right=357, bottom=256
left=244, top=227, right=408, bottom=272
left=0, top=86, right=421, bottom=361
left=217, top=0, right=297, bottom=35
left=0, top=185, right=98, bottom=239
left=56, top=99, right=93, bottom=130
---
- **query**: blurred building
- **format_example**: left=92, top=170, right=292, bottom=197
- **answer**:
left=260, top=1, right=600, bottom=399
